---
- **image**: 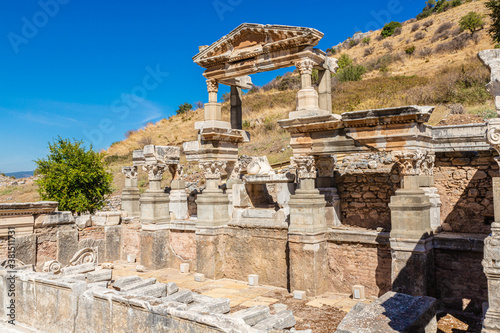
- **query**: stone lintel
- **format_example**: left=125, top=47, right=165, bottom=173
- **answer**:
left=195, top=225, right=226, bottom=236
left=141, top=223, right=171, bottom=231
left=288, top=232, right=327, bottom=244
left=390, top=237, right=434, bottom=253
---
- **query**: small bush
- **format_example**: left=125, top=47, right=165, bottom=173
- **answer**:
left=411, top=22, right=421, bottom=32
left=138, top=136, right=153, bottom=146
left=436, top=33, right=471, bottom=52
left=419, top=47, right=433, bottom=58
left=414, top=31, right=426, bottom=41
left=176, top=102, right=192, bottom=115
left=394, top=27, right=403, bottom=36
left=364, top=53, right=402, bottom=71
left=124, top=129, right=135, bottom=138
left=417, top=8, right=433, bottom=20
left=423, top=20, right=434, bottom=30
left=459, top=11, right=484, bottom=34
left=362, top=37, right=371, bottom=45
left=375, top=35, right=384, bottom=42
left=338, top=54, right=353, bottom=69
left=436, top=22, right=453, bottom=34
left=381, top=21, right=402, bottom=38
left=405, top=46, right=416, bottom=56
left=448, top=103, right=466, bottom=114
left=336, top=65, right=367, bottom=82
left=364, top=47, right=374, bottom=57
left=383, top=41, right=394, bottom=51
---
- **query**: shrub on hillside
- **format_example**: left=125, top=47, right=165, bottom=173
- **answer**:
left=336, top=65, right=367, bottom=82
left=405, top=46, right=416, bottom=56
left=338, top=54, right=353, bottom=69
left=419, top=47, right=434, bottom=58
left=394, top=27, right=403, bottom=36
left=435, top=33, right=471, bottom=52
left=383, top=41, right=394, bottom=51
left=459, top=11, right=484, bottom=35
left=486, top=0, right=500, bottom=43
left=35, top=137, right=113, bottom=214
left=414, top=31, right=426, bottom=41
left=423, top=19, right=434, bottom=30
left=277, top=73, right=300, bottom=91
left=138, top=136, right=153, bottom=146
left=436, top=22, right=454, bottom=34
left=381, top=21, right=403, bottom=38
left=364, top=54, right=402, bottom=72
left=362, top=37, right=371, bottom=45
left=364, top=47, right=374, bottom=57
left=411, top=22, right=421, bottom=32
left=176, top=102, right=193, bottom=114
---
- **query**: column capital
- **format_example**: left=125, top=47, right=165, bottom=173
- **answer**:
left=199, top=160, right=227, bottom=180
left=143, top=164, right=167, bottom=181
left=295, top=59, right=315, bottom=76
left=315, top=155, right=336, bottom=178
left=121, top=166, right=138, bottom=179
left=206, top=79, right=219, bottom=93
left=392, top=149, right=434, bottom=176
left=291, top=156, right=317, bottom=179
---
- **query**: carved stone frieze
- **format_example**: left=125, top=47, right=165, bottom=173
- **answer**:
left=199, top=160, right=227, bottom=180
left=392, top=149, right=434, bottom=176
left=70, top=247, right=97, bottom=266
left=291, top=156, right=316, bottom=179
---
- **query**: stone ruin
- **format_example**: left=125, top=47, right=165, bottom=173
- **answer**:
left=2, top=24, right=500, bottom=332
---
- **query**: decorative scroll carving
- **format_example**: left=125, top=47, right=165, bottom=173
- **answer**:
left=315, top=155, right=337, bottom=178
left=121, top=166, right=138, bottom=179
left=291, top=156, right=316, bottom=179
left=392, top=149, right=434, bottom=176
left=43, top=260, right=62, bottom=274
left=483, top=226, right=500, bottom=274
left=206, top=79, right=219, bottom=93
left=143, top=164, right=167, bottom=181
left=487, top=119, right=500, bottom=167
left=199, top=160, right=227, bottom=179
left=70, top=247, right=97, bottom=266
left=295, top=59, right=315, bottom=76
left=247, top=156, right=274, bottom=176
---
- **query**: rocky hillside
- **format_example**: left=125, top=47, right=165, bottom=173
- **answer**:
left=1, top=0, right=497, bottom=203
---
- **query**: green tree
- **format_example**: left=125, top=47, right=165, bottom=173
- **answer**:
left=176, top=102, right=193, bottom=114
left=459, top=11, right=484, bottom=35
left=486, top=0, right=500, bottom=44
left=35, top=137, right=113, bottom=214
left=336, top=64, right=367, bottom=82
left=381, top=21, right=402, bottom=38
left=338, top=54, right=353, bottom=69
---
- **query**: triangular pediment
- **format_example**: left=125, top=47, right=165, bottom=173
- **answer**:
left=193, top=23, right=324, bottom=68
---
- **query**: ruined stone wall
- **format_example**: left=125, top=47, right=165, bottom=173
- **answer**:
left=434, top=151, right=497, bottom=234
left=434, top=249, right=488, bottom=309
left=122, top=223, right=141, bottom=260
left=327, top=241, right=392, bottom=297
left=335, top=171, right=400, bottom=231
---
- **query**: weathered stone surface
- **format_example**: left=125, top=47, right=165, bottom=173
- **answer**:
left=61, top=263, right=96, bottom=276
left=105, top=225, right=121, bottom=261
left=43, top=211, right=75, bottom=227
left=120, top=277, right=156, bottom=292
left=166, top=282, right=179, bottom=296
left=57, top=229, right=79, bottom=266
left=190, top=294, right=230, bottom=314
left=232, top=305, right=271, bottom=326
left=86, top=269, right=112, bottom=283
left=93, top=211, right=121, bottom=226
left=78, top=238, right=105, bottom=264
left=140, top=230, right=169, bottom=270
left=15, top=234, right=36, bottom=265
left=75, top=215, right=92, bottom=229
left=162, top=290, right=194, bottom=304
left=335, top=291, right=437, bottom=333
left=253, top=310, right=296, bottom=331
left=128, top=283, right=167, bottom=298
left=113, top=275, right=142, bottom=290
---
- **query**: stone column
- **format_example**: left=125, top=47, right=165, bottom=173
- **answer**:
left=204, top=79, right=222, bottom=122
left=230, top=86, right=243, bottom=130
left=140, top=163, right=169, bottom=225
left=318, top=69, right=332, bottom=112
left=288, top=156, right=329, bottom=296
left=168, top=164, right=188, bottom=221
left=195, top=160, right=229, bottom=280
left=389, top=149, right=435, bottom=296
left=121, top=166, right=140, bottom=217
left=483, top=119, right=500, bottom=332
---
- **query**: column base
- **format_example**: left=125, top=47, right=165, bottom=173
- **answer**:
left=196, top=226, right=225, bottom=280
left=121, top=187, right=140, bottom=217
left=288, top=188, right=327, bottom=234
left=169, top=189, right=188, bottom=220
left=140, top=229, right=169, bottom=270
left=140, top=190, right=170, bottom=224
left=196, top=189, right=230, bottom=227
left=288, top=232, right=329, bottom=296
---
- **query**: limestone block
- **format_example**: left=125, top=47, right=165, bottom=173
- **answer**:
left=352, top=285, right=365, bottom=300
left=180, top=263, right=189, bottom=273
left=93, top=211, right=121, bottom=226
left=105, top=225, right=121, bottom=261
left=75, top=215, right=92, bottom=229
left=248, top=274, right=259, bottom=286
left=232, top=184, right=252, bottom=208
left=140, top=230, right=169, bottom=270
left=169, top=189, right=188, bottom=220
left=272, top=303, right=288, bottom=313
left=140, top=191, right=170, bottom=225
left=293, top=290, right=306, bottom=300
left=162, top=290, right=194, bottom=304
left=119, top=277, right=156, bottom=292
left=194, top=273, right=205, bottom=282
left=253, top=310, right=296, bottom=331
left=61, top=263, right=96, bottom=276
left=86, top=269, right=112, bottom=283
left=190, top=294, right=230, bottom=314
left=43, top=211, right=74, bottom=227
left=15, top=234, right=36, bottom=265
left=57, top=229, right=79, bottom=266
left=128, top=283, right=168, bottom=298
left=335, top=291, right=437, bottom=333
left=121, top=187, right=140, bottom=218
left=232, top=305, right=271, bottom=326
left=112, top=275, right=142, bottom=290
left=166, top=282, right=179, bottom=296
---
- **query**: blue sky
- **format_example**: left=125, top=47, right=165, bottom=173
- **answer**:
left=0, top=0, right=423, bottom=173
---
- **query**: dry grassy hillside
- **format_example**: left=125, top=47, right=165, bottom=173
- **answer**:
left=0, top=0, right=497, bottom=203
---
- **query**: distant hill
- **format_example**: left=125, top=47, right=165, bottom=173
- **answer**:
left=4, top=171, right=34, bottom=179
